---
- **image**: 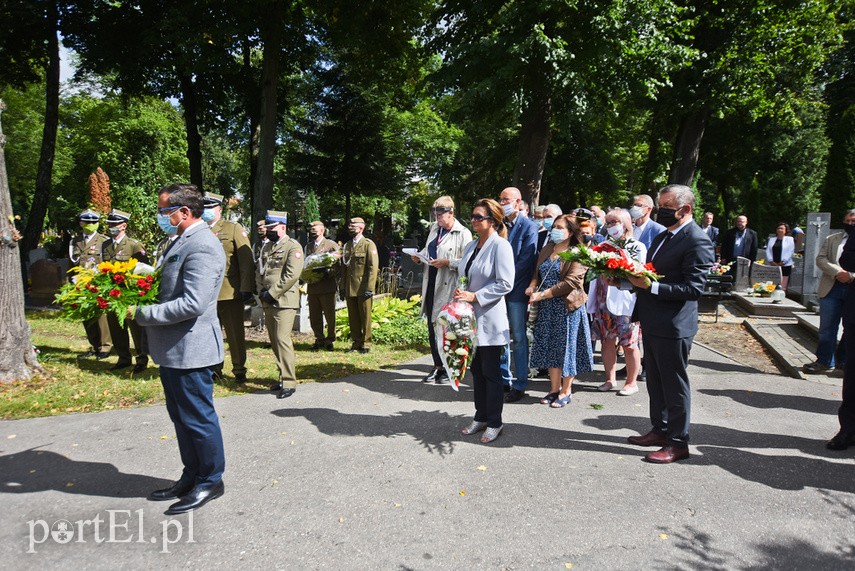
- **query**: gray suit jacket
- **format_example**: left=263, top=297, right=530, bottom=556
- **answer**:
left=816, top=231, right=847, bottom=298
left=136, top=221, right=226, bottom=369
left=458, top=232, right=514, bottom=347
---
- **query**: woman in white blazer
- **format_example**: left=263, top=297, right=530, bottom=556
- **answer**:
left=412, top=196, right=473, bottom=385
left=453, top=198, right=514, bottom=443
left=586, top=208, right=647, bottom=396
left=765, top=222, right=795, bottom=290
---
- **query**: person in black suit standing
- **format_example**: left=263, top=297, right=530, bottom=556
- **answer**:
left=719, top=215, right=758, bottom=265
left=625, top=184, right=714, bottom=463
left=827, top=221, right=855, bottom=450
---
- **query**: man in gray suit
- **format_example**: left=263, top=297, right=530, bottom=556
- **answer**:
left=804, top=209, right=855, bottom=374
left=627, top=184, right=714, bottom=464
left=134, top=183, right=227, bottom=515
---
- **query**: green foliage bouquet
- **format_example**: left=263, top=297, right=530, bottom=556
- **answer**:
left=55, top=258, right=160, bottom=326
left=300, top=252, right=340, bottom=284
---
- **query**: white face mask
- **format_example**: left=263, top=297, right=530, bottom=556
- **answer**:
left=607, top=224, right=624, bottom=239
left=502, top=202, right=516, bottom=217
left=629, top=206, right=644, bottom=220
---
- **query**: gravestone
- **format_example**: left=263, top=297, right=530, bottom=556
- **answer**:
left=749, top=263, right=783, bottom=287
left=734, top=256, right=753, bottom=291
left=795, top=212, right=831, bottom=307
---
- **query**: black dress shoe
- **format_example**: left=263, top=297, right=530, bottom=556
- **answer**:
left=165, top=481, right=224, bottom=515
left=79, top=350, right=97, bottom=358
left=277, top=388, right=295, bottom=399
left=96, top=351, right=111, bottom=360
left=234, top=373, right=247, bottom=384
left=504, top=388, right=527, bottom=403
left=423, top=368, right=439, bottom=383
left=358, top=347, right=370, bottom=354
left=826, top=431, right=855, bottom=451
left=325, top=344, right=335, bottom=352
left=345, top=347, right=358, bottom=353
left=637, top=368, right=647, bottom=382
left=109, top=361, right=132, bottom=371
left=148, top=480, right=195, bottom=502
left=132, top=359, right=148, bottom=374
left=310, top=343, right=322, bottom=351
left=271, top=382, right=282, bottom=391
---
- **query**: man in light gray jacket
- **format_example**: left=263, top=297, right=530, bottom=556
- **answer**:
left=134, top=183, right=227, bottom=515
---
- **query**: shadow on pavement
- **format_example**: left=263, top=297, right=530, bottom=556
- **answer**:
left=698, top=388, right=839, bottom=415
left=689, top=358, right=767, bottom=375
left=0, top=448, right=170, bottom=498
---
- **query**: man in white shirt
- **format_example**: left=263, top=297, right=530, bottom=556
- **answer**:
left=630, top=194, right=666, bottom=250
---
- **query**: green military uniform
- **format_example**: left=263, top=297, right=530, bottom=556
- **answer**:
left=341, top=227, right=379, bottom=351
left=102, top=210, right=149, bottom=369
left=210, top=217, right=255, bottom=377
left=305, top=233, right=340, bottom=349
left=257, top=213, right=302, bottom=391
left=70, top=216, right=112, bottom=355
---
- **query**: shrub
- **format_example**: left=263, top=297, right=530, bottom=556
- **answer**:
left=336, top=294, right=429, bottom=348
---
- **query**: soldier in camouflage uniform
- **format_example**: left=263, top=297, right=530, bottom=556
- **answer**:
left=341, top=217, right=379, bottom=353
left=69, top=209, right=112, bottom=359
left=203, top=193, right=255, bottom=383
left=102, top=209, right=150, bottom=373
left=256, top=211, right=303, bottom=399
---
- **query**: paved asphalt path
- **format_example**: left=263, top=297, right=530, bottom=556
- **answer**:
left=2, top=344, right=854, bottom=570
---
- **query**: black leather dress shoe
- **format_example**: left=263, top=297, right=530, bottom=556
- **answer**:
left=504, top=388, right=527, bottom=403
left=133, top=359, right=148, bottom=374
left=358, top=347, right=370, bottom=354
left=79, top=350, right=97, bottom=358
left=277, top=388, right=295, bottom=399
left=148, top=480, right=195, bottom=501
left=234, top=373, right=247, bottom=384
left=423, top=368, right=439, bottom=383
left=345, top=347, right=358, bottom=353
left=271, top=382, right=282, bottom=391
left=826, top=431, right=855, bottom=451
left=325, top=344, right=335, bottom=352
left=96, top=351, right=111, bottom=360
left=165, top=481, right=224, bottom=515
left=109, top=361, right=132, bottom=371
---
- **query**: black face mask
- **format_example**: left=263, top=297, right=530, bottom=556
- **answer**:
left=657, top=207, right=679, bottom=228
left=266, top=230, right=279, bottom=242
left=845, top=223, right=855, bottom=237
left=582, top=234, right=596, bottom=245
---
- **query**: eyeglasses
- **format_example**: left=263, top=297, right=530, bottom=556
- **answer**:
left=606, top=220, right=622, bottom=226
left=498, top=198, right=515, bottom=205
left=157, top=205, right=185, bottom=214
left=470, top=214, right=491, bottom=222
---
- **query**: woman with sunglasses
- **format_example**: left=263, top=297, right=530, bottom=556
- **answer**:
left=527, top=214, right=593, bottom=408
left=454, top=199, right=514, bottom=443
left=411, top=196, right=473, bottom=384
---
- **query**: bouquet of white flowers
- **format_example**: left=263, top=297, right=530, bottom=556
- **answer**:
left=300, top=252, right=339, bottom=284
left=435, top=277, right=477, bottom=391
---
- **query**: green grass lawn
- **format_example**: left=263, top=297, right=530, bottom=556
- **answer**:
left=1, top=310, right=428, bottom=420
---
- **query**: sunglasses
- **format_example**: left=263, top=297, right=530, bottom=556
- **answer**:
left=470, top=214, right=492, bottom=222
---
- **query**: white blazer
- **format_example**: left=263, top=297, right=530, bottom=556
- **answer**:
left=586, top=238, right=647, bottom=318
left=457, top=232, right=515, bottom=347
left=765, top=235, right=794, bottom=267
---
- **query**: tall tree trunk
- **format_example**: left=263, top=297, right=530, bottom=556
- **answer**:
left=244, top=42, right=260, bottom=205
left=22, top=13, right=60, bottom=271
left=669, top=107, right=710, bottom=186
left=0, top=101, right=44, bottom=382
left=252, top=1, right=283, bottom=227
left=640, top=103, right=667, bottom=193
left=512, top=89, right=552, bottom=208
left=179, top=73, right=204, bottom=193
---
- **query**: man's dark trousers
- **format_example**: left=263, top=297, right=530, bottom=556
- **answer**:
left=643, top=334, right=693, bottom=445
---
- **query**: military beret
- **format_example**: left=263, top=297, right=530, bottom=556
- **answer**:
left=348, top=217, right=365, bottom=225
left=203, top=192, right=224, bottom=207
left=264, top=210, right=288, bottom=227
left=78, top=209, right=101, bottom=222
left=107, top=209, right=131, bottom=224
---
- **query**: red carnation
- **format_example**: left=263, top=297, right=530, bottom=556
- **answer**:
left=109, top=289, right=121, bottom=298
left=113, top=274, right=125, bottom=284
left=97, top=297, right=108, bottom=309
left=139, top=291, right=147, bottom=297
left=606, top=258, right=620, bottom=270
left=71, top=303, right=79, bottom=309
left=644, top=262, right=656, bottom=271
left=145, top=275, right=154, bottom=283
left=137, top=278, right=147, bottom=288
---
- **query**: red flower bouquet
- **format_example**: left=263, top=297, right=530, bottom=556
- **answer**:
left=558, top=242, right=662, bottom=283
left=434, top=278, right=477, bottom=390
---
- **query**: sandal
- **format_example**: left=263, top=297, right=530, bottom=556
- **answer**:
left=550, top=395, right=572, bottom=408
left=540, top=391, right=559, bottom=405
left=481, top=425, right=503, bottom=443
left=462, top=421, right=488, bottom=435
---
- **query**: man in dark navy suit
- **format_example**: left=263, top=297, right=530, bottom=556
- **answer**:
left=626, top=184, right=714, bottom=463
left=828, top=222, right=855, bottom=450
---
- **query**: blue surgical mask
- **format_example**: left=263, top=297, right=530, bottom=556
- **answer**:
left=543, top=217, right=554, bottom=231
left=629, top=206, right=644, bottom=220
left=502, top=203, right=516, bottom=217
left=157, top=213, right=179, bottom=235
left=550, top=228, right=567, bottom=244
left=201, top=208, right=216, bottom=222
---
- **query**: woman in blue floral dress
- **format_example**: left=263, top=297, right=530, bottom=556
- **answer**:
left=527, top=215, right=593, bottom=408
